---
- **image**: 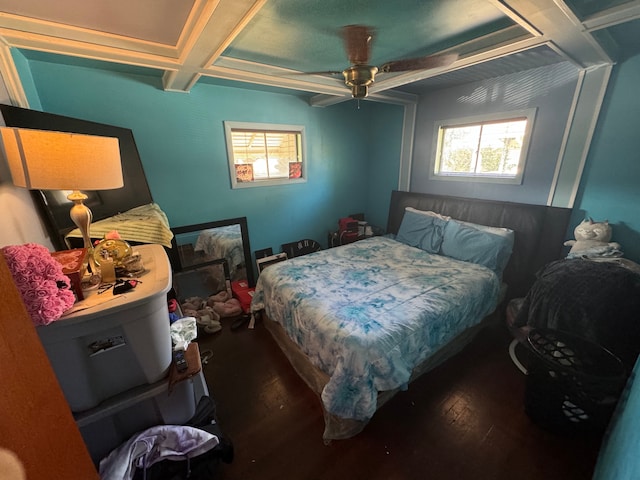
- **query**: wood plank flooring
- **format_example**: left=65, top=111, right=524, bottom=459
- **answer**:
left=195, top=319, right=603, bottom=480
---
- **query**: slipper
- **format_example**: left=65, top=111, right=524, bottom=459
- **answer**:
left=207, top=290, right=230, bottom=306
left=195, top=307, right=220, bottom=326
left=211, top=298, right=243, bottom=318
left=193, top=307, right=222, bottom=334
left=182, top=296, right=206, bottom=311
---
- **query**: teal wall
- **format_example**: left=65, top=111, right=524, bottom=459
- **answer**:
left=18, top=56, right=401, bottom=257
left=593, top=356, right=640, bottom=480
left=10, top=50, right=41, bottom=110
left=13, top=49, right=640, bottom=264
left=572, top=53, right=640, bottom=263
left=365, top=101, right=404, bottom=229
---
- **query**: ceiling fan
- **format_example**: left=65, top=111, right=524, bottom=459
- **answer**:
left=312, top=25, right=458, bottom=98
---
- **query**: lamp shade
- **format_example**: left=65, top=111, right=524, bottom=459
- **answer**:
left=0, top=127, right=123, bottom=191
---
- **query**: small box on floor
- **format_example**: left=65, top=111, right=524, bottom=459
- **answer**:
left=231, top=280, right=255, bottom=314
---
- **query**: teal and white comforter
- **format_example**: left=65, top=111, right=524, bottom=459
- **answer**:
left=251, top=236, right=501, bottom=422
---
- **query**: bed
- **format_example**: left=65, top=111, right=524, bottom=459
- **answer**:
left=251, top=190, right=572, bottom=441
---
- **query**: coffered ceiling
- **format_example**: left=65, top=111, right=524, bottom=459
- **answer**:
left=0, top=0, right=639, bottom=106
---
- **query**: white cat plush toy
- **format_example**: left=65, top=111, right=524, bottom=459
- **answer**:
left=564, top=218, right=623, bottom=258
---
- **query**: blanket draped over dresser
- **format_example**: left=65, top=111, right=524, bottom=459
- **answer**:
left=513, top=259, right=640, bottom=371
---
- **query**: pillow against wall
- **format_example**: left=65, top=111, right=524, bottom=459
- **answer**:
left=396, top=208, right=448, bottom=254
left=453, top=219, right=515, bottom=273
left=405, top=208, right=514, bottom=259
left=405, top=208, right=512, bottom=241
left=404, top=207, right=451, bottom=221
left=440, top=219, right=514, bottom=276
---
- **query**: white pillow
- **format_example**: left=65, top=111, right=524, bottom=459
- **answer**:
left=404, top=207, right=451, bottom=222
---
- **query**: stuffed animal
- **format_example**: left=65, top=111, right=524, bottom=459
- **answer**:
left=564, top=218, right=623, bottom=258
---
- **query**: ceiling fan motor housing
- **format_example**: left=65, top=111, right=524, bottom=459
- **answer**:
left=343, top=65, right=378, bottom=98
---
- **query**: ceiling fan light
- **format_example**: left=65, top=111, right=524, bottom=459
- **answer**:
left=351, top=85, right=368, bottom=98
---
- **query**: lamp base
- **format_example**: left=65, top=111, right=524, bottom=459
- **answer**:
left=67, top=190, right=101, bottom=283
left=67, top=191, right=92, bottom=250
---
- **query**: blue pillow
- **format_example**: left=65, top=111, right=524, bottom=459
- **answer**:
left=440, top=220, right=514, bottom=275
left=396, top=209, right=447, bottom=253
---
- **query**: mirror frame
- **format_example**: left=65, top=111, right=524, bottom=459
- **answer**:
left=170, top=216, right=255, bottom=287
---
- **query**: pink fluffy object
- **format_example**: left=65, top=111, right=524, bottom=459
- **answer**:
left=2, top=243, right=76, bottom=326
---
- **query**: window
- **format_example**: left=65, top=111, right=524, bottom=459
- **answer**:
left=224, top=121, right=306, bottom=189
left=431, top=109, right=536, bottom=184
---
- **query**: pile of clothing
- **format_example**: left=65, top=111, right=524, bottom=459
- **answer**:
left=100, top=396, right=233, bottom=480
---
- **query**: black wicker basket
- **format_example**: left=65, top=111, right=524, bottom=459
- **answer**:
left=524, top=328, right=627, bottom=434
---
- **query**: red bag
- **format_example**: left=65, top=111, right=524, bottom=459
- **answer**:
left=338, top=217, right=359, bottom=244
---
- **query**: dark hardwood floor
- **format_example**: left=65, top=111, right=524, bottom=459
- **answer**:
left=195, top=318, right=603, bottom=480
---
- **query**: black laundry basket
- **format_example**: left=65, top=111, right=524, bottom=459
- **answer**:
left=524, top=328, right=627, bottom=435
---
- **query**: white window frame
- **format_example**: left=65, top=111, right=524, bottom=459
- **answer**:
left=224, top=121, right=307, bottom=189
left=430, top=109, right=537, bottom=185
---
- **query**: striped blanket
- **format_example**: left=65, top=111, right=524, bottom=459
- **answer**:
left=65, top=203, right=174, bottom=248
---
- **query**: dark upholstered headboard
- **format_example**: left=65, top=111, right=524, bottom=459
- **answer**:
left=387, top=190, right=572, bottom=300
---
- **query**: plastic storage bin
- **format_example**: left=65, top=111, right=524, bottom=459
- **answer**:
left=36, top=244, right=173, bottom=412
left=76, top=375, right=202, bottom=464
left=525, top=328, right=627, bottom=434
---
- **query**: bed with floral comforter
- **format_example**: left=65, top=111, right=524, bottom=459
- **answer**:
left=251, top=236, right=501, bottom=438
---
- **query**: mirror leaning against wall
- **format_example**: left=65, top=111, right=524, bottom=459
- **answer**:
left=169, top=217, right=253, bottom=308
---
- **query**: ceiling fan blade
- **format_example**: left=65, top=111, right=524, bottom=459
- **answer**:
left=285, top=70, right=343, bottom=76
left=379, top=53, right=458, bottom=73
left=342, top=25, right=374, bottom=65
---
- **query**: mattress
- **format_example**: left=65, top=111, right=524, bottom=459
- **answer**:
left=251, top=236, right=501, bottom=423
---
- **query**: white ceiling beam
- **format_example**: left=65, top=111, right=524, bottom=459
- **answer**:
left=309, top=89, right=418, bottom=108
left=0, top=43, right=28, bottom=107
left=203, top=63, right=349, bottom=96
left=492, top=0, right=612, bottom=67
left=581, top=0, right=640, bottom=32
left=162, top=0, right=268, bottom=92
left=211, top=56, right=347, bottom=90
left=0, top=28, right=181, bottom=70
left=308, top=93, right=351, bottom=108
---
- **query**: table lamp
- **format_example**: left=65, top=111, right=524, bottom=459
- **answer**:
left=0, top=127, right=123, bottom=255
